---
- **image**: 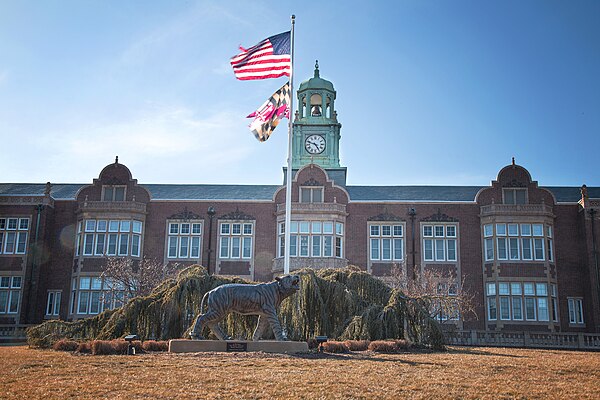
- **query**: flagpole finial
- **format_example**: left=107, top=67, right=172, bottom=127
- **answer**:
left=291, top=14, right=295, bottom=22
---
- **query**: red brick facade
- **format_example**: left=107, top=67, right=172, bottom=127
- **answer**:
left=1, top=159, right=599, bottom=336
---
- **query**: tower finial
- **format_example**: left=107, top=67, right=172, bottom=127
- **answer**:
left=115, top=155, right=119, bottom=165
left=314, top=60, right=320, bottom=78
left=511, top=157, right=515, bottom=166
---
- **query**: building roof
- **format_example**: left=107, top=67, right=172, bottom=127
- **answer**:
left=298, top=62, right=335, bottom=93
left=0, top=183, right=83, bottom=200
left=144, top=184, right=279, bottom=201
left=345, top=186, right=484, bottom=202
left=545, top=186, right=600, bottom=203
left=0, top=183, right=598, bottom=203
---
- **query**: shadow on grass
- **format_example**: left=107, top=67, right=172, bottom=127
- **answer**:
left=446, top=346, right=526, bottom=358
left=290, top=351, right=445, bottom=366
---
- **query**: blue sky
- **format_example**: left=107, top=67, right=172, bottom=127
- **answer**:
left=1, top=1, right=598, bottom=187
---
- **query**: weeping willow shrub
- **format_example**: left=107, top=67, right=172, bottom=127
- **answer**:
left=27, top=265, right=445, bottom=350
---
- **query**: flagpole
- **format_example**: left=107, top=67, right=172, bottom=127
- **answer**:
left=283, top=15, right=295, bottom=276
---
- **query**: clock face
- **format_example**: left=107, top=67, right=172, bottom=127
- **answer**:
left=305, top=135, right=326, bottom=154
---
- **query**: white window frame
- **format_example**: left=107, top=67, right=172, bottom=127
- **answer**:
left=423, top=223, right=458, bottom=263
left=219, top=221, right=254, bottom=260
left=278, top=220, right=343, bottom=259
left=568, top=298, right=584, bottom=325
left=503, top=188, right=527, bottom=205
left=0, top=276, right=22, bottom=315
left=46, top=291, right=62, bottom=316
left=369, top=223, right=405, bottom=261
left=0, top=217, right=30, bottom=255
left=299, top=187, right=324, bottom=203
left=77, top=219, right=142, bottom=258
left=166, top=220, right=203, bottom=260
left=71, top=276, right=129, bottom=316
left=484, top=222, right=552, bottom=262
left=102, top=185, right=126, bottom=201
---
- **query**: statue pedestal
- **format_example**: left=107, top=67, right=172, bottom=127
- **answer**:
left=168, top=339, right=309, bottom=354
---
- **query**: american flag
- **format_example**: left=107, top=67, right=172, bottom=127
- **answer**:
left=230, top=31, right=291, bottom=80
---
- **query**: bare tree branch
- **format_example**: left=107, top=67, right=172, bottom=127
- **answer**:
left=101, top=257, right=179, bottom=298
left=387, top=263, right=477, bottom=324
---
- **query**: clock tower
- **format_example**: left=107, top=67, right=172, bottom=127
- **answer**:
left=290, top=61, right=345, bottom=183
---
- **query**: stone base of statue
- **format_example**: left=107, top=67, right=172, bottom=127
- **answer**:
left=168, top=339, right=309, bottom=354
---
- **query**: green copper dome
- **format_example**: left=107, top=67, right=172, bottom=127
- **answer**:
left=298, top=60, right=335, bottom=92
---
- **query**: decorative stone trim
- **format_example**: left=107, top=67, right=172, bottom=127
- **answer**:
left=502, top=179, right=527, bottom=188
left=105, top=177, right=125, bottom=185
left=367, top=212, right=403, bottom=222
left=422, top=209, right=459, bottom=222
left=301, top=177, right=322, bottom=186
left=218, top=208, right=255, bottom=221
left=168, top=207, right=202, bottom=220
left=0, top=195, right=54, bottom=207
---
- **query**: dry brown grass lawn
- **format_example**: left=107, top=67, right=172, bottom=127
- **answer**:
left=1, top=345, right=598, bottom=399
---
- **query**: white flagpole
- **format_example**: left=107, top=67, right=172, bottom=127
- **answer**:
left=283, top=15, right=295, bottom=275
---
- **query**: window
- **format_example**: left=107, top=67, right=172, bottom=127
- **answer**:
left=369, top=223, right=404, bottom=261
left=431, top=282, right=460, bottom=322
left=278, top=220, right=344, bottom=259
left=484, top=224, right=494, bottom=261
left=0, top=276, right=22, bottom=314
left=482, top=222, right=552, bottom=262
left=546, top=225, right=554, bottom=262
left=300, top=187, right=323, bottom=203
left=503, top=188, right=527, bottom=204
left=76, top=219, right=143, bottom=258
left=568, top=298, right=584, bottom=325
left=46, top=291, right=62, bottom=316
left=219, top=222, right=254, bottom=259
left=486, top=281, right=555, bottom=323
left=423, top=224, right=458, bottom=262
left=0, top=217, right=29, bottom=255
left=71, top=276, right=129, bottom=316
left=102, top=185, right=126, bottom=201
left=487, top=283, right=497, bottom=320
left=499, top=296, right=511, bottom=320
left=551, top=284, right=558, bottom=322
left=166, top=221, right=203, bottom=260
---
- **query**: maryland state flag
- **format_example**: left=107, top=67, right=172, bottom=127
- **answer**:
left=247, top=82, right=290, bottom=142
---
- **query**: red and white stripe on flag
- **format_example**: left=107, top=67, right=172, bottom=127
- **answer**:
left=230, top=32, right=291, bottom=80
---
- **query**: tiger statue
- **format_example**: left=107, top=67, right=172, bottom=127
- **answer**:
left=189, top=274, right=300, bottom=341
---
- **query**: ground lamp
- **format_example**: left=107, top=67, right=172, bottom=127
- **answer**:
left=315, top=336, right=328, bottom=352
left=124, top=334, right=139, bottom=355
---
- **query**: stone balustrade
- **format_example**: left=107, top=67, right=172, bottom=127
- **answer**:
left=77, top=201, right=147, bottom=214
left=480, top=203, right=554, bottom=217
left=276, top=202, right=347, bottom=215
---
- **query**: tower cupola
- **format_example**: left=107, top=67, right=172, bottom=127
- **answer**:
left=291, top=61, right=342, bottom=170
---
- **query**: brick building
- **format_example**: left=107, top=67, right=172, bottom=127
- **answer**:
left=1, top=66, right=599, bottom=338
